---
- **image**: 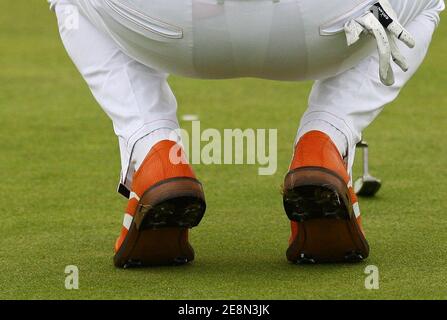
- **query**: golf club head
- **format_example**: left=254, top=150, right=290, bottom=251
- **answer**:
left=354, top=175, right=382, bottom=197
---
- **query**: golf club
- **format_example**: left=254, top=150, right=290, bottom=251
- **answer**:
left=354, top=141, right=382, bottom=197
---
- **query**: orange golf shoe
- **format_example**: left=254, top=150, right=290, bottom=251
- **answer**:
left=113, top=140, right=206, bottom=268
left=283, top=131, right=369, bottom=264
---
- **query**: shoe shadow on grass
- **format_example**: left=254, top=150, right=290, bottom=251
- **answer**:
left=116, top=253, right=372, bottom=277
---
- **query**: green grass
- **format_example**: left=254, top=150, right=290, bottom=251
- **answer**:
left=0, top=1, right=446, bottom=300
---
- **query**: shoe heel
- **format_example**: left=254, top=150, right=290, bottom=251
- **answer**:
left=134, top=177, right=206, bottom=231
left=283, top=167, right=352, bottom=222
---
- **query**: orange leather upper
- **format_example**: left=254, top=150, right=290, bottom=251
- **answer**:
left=290, top=131, right=349, bottom=184
left=132, top=140, right=196, bottom=197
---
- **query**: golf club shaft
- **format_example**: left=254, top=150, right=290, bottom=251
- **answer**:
left=363, top=145, right=369, bottom=176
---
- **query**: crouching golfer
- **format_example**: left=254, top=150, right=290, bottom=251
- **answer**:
left=49, top=0, right=444, bottom=267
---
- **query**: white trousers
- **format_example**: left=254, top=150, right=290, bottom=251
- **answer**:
left=57, top=0, right=382, bottom=81
left=51, top=0, right=444, bottom=196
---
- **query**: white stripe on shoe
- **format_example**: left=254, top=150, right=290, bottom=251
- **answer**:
left=129, top=191, right=140, bottom=201
left=123, top=213, right=134, bottom=230
left=347, top=180, right=353, bottom=188
left=353, top=202, right=361, bottom=218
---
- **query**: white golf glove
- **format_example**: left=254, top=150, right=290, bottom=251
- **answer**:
left=344, top=0, right=416, bottom=86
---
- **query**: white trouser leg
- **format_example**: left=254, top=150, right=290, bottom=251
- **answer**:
left=54, top=0, right=180, bottom=197
left=297, top=0, right=445, bottom=175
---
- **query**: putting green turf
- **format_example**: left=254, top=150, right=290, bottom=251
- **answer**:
left=0, top=1, right=446, bottom=300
